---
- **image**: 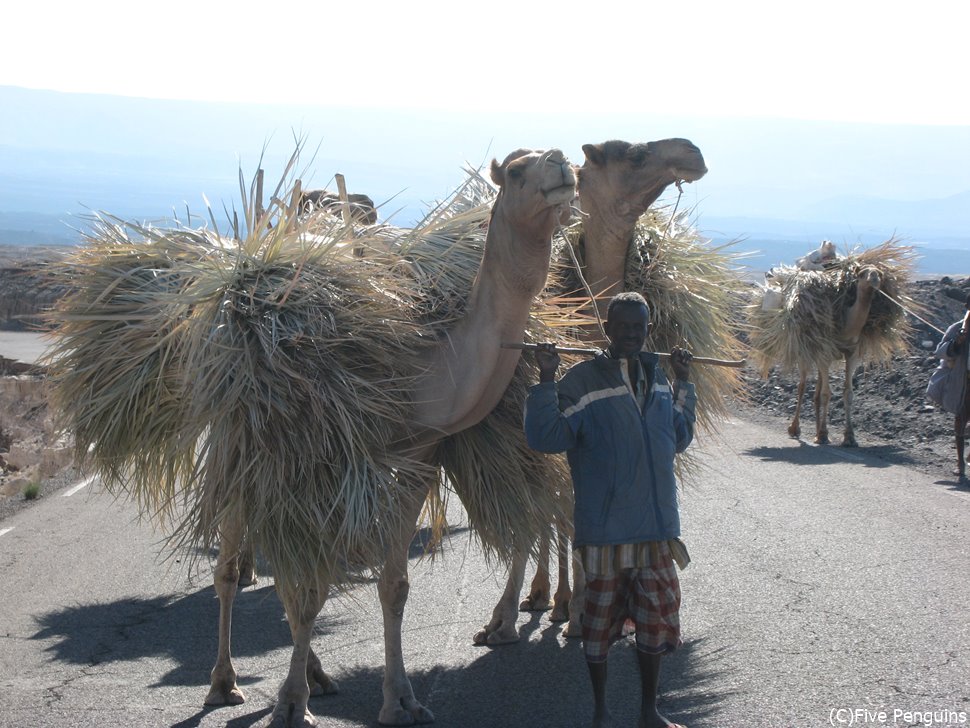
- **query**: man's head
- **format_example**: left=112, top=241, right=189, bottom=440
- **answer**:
left=605, top=292, right=651, bottom=358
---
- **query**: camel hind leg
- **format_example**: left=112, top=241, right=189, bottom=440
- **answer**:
left=562, top=551, right=584, bottom=638
left=205, top=516, right=247, bottom=707
left=841, top=353, right=860, bottom=447
left=788, top=367, right=808, bottom=439
left=473, top=550, right=527, bottom=645
left=814, top=367, right=831, bottom=445
left=266, top=579, right=330, bottom=728
left=549, top=523, right=572, bottom=622
left=519, top=535, right=552, bottom=612
left=378, top=485, right=435, bottom=725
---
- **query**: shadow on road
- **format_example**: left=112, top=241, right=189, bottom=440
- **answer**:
left=742, top=441, right=916, bottom=468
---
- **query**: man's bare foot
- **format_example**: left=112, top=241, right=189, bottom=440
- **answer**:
left=592, top=707, right=613, bottom=727
left=639, top=709, right=684, bottom=728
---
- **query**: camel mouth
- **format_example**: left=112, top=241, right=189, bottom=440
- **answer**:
left=543, top=182, right=578, bottom=206
left=673, top=164, right=708, bottom=183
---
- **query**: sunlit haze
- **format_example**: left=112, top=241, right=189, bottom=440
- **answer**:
left=5, top=0, right=969, bottom=125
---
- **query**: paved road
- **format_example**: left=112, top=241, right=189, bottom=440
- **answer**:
left=0, top=331, right=49, bottom=364
left=1, top=415, right=968, bottom=728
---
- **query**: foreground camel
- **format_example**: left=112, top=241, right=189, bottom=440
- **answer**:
left=204, top=148, right=577, bottom=727
left=474, top=138, right=709, bottom=645
left=787, top=266, right=882, bottom=446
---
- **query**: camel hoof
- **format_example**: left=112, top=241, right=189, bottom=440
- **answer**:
left=549, top=600, right=569, bottom=622
left=787, top=426, right=800, bottom=439
left=204, top=681, right=246, bottom=706
left=265, top=704, right=319, bottom=727
left=518, top=591, right=551, bottom=612
left=309, top=675, right=339, bottom=697
left=378, top=701, right=435, bottom=725
left=815, top=433, right=829, bottom=445
left=841, top=436, right=858, bottom=448
left=237, top=572, right=258, bottom=588
left=473, top=622, right=519, bottom=645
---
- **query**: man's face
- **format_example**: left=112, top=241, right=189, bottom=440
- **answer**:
left=605, top=303, right=650, bottom=358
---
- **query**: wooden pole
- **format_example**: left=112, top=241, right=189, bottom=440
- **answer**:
left=501, top=342, right=746, bottom=368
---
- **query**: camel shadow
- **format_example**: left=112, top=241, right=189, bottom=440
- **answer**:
left=30, top=525, right=468, bottom=695
left=743, top=441, right=906, bottom=469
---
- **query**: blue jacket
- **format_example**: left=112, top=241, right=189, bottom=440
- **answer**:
left=524, top=351, right=696, bottom=547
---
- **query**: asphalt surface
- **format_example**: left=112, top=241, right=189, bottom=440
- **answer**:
left=0, top=331, right=49, bottom=365
left=1, top=414, right=968, bottom=728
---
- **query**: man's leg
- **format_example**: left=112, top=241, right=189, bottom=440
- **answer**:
left=636, top=651, right=670, bottom=728
left=587, top=660, right=611, bottom=728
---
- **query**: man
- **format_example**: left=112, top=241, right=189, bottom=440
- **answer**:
left=524, top=291, right=695, bottom=728
left=930, top=292, right=970, bottom=480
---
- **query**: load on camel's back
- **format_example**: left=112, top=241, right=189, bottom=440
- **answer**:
left=43, top=146, right=578, bottom=727
left=748, top=239, right=923, bottom=447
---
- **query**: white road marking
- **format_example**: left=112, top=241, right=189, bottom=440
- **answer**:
left=62, top=475, right=96, bottom=497
left=0, top=527, right=13, bottom=538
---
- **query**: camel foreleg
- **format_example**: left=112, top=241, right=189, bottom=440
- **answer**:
left=378, top=488, right=435, bottom=725
left=814, top=367, right=831, bottom=445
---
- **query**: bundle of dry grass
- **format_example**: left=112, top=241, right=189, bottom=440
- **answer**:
left=748, top=238, right=920, bottom=376
left=45, top=172, right=437, bottom=588
left=44, top=157, right=578, bottom=585
left=555, top=205, right=749, bottom=436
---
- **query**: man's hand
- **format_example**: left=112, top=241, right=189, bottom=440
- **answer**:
left=534, top=342, right=560, bottom=383
left=670, top=347, right=693, bottom=382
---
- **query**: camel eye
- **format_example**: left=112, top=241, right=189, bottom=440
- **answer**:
left=507, top=165, right=524, bottom=180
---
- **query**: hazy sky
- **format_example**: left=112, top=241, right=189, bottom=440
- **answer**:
left=5, top=0, right=968, bottom=125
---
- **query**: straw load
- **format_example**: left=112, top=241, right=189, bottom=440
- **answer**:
left=747, top=239, right=920, bottom=376
left=43, top=161, right=571, bottom=590
left=555, top=206, right=749, bottom=437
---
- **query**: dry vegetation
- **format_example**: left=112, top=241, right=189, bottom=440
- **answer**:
left=2, top=240, right=968, bottom=514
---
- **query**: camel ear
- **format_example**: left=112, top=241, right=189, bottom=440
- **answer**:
left=489, top=158, right=504, bottom=186
left=582, top=143, right=606, bottom=166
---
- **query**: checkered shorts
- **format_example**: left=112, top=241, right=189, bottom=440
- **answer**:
left=581, top=543, right=682, bottom=663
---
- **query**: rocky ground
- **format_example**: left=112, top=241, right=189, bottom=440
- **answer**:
left=1, top=245, right=968, bottom=520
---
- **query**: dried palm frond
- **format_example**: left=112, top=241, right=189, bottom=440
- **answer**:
left=748, top=238, right=920, bottom=376
left=435, top=325, right=574, bottom=565
left=552, top=205, right=750, bottom=436
left=44, top=158, right=436, bottom=590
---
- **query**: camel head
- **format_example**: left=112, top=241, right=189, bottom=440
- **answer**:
left=577, top=138, right=707, bottom=222
left=300, top=189, right=378, bottom=225
left=489, top=148, right=577, bottom=236
left=856, top=266, right=883, bottom=293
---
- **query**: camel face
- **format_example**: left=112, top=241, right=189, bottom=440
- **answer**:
left=858, top=266, right=883, bottom=292
left=579, top=138, right=707, bottom=220
left=490, top=149, right=577, bottom=230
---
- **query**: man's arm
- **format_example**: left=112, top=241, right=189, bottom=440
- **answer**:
left=524, top=343, right=578, bottom=454
left=670, top=347, right=696, bottom=453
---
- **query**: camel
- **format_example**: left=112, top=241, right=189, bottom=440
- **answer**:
left=204, top=148, right=577, bottom=727
left=300, top=188, right=378, bottom=224
left=787, top=266, right=883, bottom=447
left=473, top=138, right=709, bottom=646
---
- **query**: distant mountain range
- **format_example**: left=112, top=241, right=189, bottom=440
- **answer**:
left=1, top=85, right=968, bottom=274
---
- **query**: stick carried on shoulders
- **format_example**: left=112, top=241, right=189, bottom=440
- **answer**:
left=501, top=342, right=746, bottom=368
